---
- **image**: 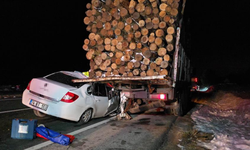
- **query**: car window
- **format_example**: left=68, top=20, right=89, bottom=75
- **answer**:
left=93, top=83, right=107, bottom=97
left=45, top=72, right=84, bottom=88
left=87, top=85, right=92, bottom=95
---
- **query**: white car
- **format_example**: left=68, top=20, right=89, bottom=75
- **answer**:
left=22, top=71, right=120, bottom=124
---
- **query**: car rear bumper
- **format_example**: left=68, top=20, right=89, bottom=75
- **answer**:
left=22, top=89, right=83, bottom=122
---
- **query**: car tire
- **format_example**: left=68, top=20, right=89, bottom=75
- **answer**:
left=77, top=109, right=92, bottom=125
left=33, top=109, right=46, bottom=117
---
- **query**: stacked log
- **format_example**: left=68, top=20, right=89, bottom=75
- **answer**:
left=83, top=0, right=183, bottom=78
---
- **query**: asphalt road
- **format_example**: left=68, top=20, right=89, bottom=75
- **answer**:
left=0, top=98, right=114, bottom=150
left=0, top=98, right=179, bottom=150
left=28, top=113, right=177, bottom=150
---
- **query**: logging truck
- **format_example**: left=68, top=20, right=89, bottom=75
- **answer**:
left=74, top=0, right=191, bottom=116
left=74, top=26, right=191, bottom=116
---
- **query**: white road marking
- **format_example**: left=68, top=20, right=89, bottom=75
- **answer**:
left=0, top=98, right=21, bottom=101
left=24, top=116, right=116, bottom=150
left=0, top=108, right=32, bottom=114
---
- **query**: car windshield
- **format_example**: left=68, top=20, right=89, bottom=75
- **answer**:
left=45, top=72, right=85, bottom=88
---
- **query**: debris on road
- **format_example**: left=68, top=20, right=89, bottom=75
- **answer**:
left=11, top=119, right=37, bottom=140
left=36, top=126, right=75, bottom=146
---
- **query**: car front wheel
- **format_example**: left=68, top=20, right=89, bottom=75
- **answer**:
left=77, top=109, right=92, bottom=125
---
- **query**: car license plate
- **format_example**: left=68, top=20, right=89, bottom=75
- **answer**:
left=29, top=100, right=48, bottom=111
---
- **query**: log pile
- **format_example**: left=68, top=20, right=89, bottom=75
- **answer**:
left=82, top=0, right=182, bottom=78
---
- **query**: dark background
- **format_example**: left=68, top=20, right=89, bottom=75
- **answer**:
left=1, top=0, right=250, bottom=86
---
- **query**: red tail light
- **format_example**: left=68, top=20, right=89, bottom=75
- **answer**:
left=149, top=93, right=167, bottom=100
left=26, top=80, right=32, bottom=90
left=191, top=77, right=198, bottom=83
left=61, top=92, right=79, bottom=103
left=159, top=94, right=166, bottom=100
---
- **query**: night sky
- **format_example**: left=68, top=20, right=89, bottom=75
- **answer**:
left=1, top=0, right=250, bottom=85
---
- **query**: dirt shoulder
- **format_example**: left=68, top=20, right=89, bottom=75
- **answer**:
left=159, top=107, right=214, bottom=150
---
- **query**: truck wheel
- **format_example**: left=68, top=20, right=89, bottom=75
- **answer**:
left=77, top=109, right=92, bottom=125
left=178, top=88, right=190, bottom=116
left=33, top=109, right=46, bottom=117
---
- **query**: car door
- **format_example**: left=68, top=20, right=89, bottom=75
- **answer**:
left=92, top=83, right=109, bottom=117
left=106, top=85, right=120, bottom=115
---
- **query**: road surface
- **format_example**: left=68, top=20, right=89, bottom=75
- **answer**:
left=0, top=98, right=178, bottom=150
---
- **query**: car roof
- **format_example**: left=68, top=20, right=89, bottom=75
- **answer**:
left=60, top=71, right=88, bottom=79
left=44, top=71, right=88, bottom=79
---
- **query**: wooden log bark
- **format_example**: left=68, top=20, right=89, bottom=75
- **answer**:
left=155, top=37, right=163, bottom=46
left=82, top=44, right=89, bottom=51
left=134, top=61, right=141, bottom=68
left=167, top=26, right=175, bottom=35
left=159, top=3, right=168, bottom=11
left=159, top=11, right=166, bottom=18
left=116, top=42, right=123, bottom=50
left=141, top=28, right=149, bottom=36
left=142, top=49, right=152, bottom=58
left=94, top=55, right=102, bottom=66
left=143, top=58, right=150, bottom=65
left=164, top=54, right=171, bottom=61
left=120, top=7, right=128, bottom=17
left=129, top=0, right=137, bottom=8
left=149, top=43, right=157, bottom=51
left=160, top=61, right=169, bottom=69
left=133, top=69, right=140, bottom=76
left=140, top=71, right=146, bottom=77
left=127, top=62, right=134, bottom=70
left=140, top=64, right=147, bottom=71
left=158, top=47, right=167, bottom=56
left=139, top=20, right=145, bottom=27
left=115, top=51, right=123, bottom=59
left=147, top=69, right=155, bottom=76
left=136, top=3, right=145, bottom=13
left=150, top=62, right=157, bottom=70
left=159, top=69, right=168, bottom=75
left=148, top=34, right=155, bottom=43
left=135, top=54, right=143, bottom=61
left=155, top=29, right=164, bottom=37
left=111, top=63, right=117, bottom=70
left=141, top=35, right=149, bottom=44
left=165, top=34, right=173, bottom=43
left=155, top=57, right=163, bottom=65
left=83, top=0, right=181, bottom=77
left=118, top=66, right=125, bottom=74
left=167, top=44, right=174, bottom=52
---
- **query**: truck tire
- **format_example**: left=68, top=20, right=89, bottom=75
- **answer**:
left=178, top=88, right=190, bottom=116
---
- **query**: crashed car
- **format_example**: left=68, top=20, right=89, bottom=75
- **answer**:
left=22, top=71, right=120, bottom=124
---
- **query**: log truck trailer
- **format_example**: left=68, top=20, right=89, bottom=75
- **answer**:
left=73, top=26, right=192, bottom=116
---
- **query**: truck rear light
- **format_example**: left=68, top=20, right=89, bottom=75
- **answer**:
left=159, top=94, right=166, bottom=100
left=149, top=94, right=167, bottom=100
left=191, top=77, right=198, bottom=83
left=61, top=92, right=79, bottom=103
